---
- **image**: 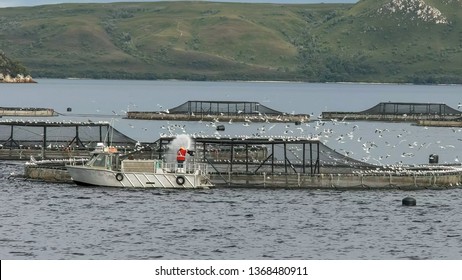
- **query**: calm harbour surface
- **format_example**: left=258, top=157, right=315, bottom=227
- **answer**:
left=1, top=79, right=462, bottom=259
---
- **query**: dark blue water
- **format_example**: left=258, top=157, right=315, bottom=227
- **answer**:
left=1, top=80, right=462, bottom=259
left=1, top=161, right=461, bottom=259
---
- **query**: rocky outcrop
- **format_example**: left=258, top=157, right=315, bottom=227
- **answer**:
left=0, top=73, right=36, bottom=83
left=0, top=50, right=35, bottom=83
left=377, top=0, right=450, bottom=24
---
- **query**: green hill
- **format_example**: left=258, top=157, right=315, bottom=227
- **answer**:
left=309, top=0, right=462, bottom=83
left=0, top=1, right=461, bottom=83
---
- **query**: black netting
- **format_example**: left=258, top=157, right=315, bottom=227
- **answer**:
left=0, top=122, right=137, bottom=149
left=168, top=101, right=284, bottom=116
left=359, top=102, right=461, bottom=115
left=155, top=137, right=377, bottom=175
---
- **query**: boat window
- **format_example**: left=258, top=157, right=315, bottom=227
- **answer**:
left=112, top=154, right=119, bottom=170
left=86, top=153, right=119, bottom=169
left=86, top=154, right=99, bottom=166
left=87, top=154, right=107, bottom=168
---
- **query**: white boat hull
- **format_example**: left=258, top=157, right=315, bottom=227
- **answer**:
left=66, top=165, right=213, bottom=189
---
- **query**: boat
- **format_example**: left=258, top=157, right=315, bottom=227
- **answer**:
left=66, top=146, right=213, bottom=189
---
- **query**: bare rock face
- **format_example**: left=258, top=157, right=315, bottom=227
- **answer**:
left=377, top=0, right=451, bottom=24
left=0, top=73, right=36, bottom=83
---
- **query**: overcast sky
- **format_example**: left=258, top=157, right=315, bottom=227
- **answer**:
left=0, top=0, right=358, bottom=8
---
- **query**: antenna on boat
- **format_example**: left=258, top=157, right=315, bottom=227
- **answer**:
left=102, top=119, right=115, bottom=147
left=109, top=118, right=115, bottom=147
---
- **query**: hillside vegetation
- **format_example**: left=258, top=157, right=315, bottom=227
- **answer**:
left=0, top=0, right=461, bottom=83
left=0, top=50, right=29, bottom=77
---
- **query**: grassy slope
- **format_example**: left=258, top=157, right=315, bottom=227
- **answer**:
left=0, top=2, right=350, bottom=80
left=317, top=0, right=462, bottom=82
left=0, top=1, right=461, bottom=83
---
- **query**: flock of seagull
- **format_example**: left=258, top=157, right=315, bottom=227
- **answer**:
left=135, top=107, right=462, bottom=168
left=2, top=102, right=462, bottom=171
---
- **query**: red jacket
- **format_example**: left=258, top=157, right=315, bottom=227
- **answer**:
left=177, top=147, right=187, bottom=162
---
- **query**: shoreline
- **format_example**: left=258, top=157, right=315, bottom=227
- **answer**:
left=27, top=77, right=462, bottom=86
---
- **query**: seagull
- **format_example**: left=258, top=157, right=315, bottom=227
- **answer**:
left=401, top=152, right=415, bottom=157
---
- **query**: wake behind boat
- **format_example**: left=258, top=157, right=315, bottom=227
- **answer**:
left=66, top=145, right=213, bottom=189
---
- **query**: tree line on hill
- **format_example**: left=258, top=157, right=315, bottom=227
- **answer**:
left=0, top=50, right=35, bottom=83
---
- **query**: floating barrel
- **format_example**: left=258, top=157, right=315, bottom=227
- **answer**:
left=429, top=154, right=439, bottom=164
left=402, top=197, right=416, bottom=206
left=216, top=125, right=225, bottom=131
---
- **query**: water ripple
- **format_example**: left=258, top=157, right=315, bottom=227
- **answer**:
left=1, top=162, right=462, bottom=259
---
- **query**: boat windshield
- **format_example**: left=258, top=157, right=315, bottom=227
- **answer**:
left=86, top=153, right=119, bottom=170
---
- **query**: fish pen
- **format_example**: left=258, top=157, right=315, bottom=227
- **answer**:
left=169, top=101, right=284, bottom=117
left=126, top=100, right=310, bottom=123
left=0, top=106, right=56, bottom=117
left=22, top=134, right=462, bottom=188
left=148, top=136, right=385, bottom=188
left=360, top=102, right=461, bottom=115
left=145, top=136, right=462, bottom=188
left=322, top=102, right=462, bottom=122
left=0, top=120, right=138, bottom=160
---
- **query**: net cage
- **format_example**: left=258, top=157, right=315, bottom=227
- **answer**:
left=143, top=136, right=377, bottom=175
left=0, top=121, right=137, bottom=150
left=168, top=101, right=284, bottom=116
left=359, top=102, right=462, bottom=115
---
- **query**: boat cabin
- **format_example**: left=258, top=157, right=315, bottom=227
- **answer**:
left=86, top=152, right=121, bottom=171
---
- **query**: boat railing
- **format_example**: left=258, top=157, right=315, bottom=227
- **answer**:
left=67, top=157, right=89, bottom=166
left=67, top=157, right=210, bottom=175
left=162, top=162, right=209, bottom=175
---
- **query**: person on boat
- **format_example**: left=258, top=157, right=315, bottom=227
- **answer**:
left=177, top=146, right=194, bottom=172
left=177, top=147, right=187, bottom=172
